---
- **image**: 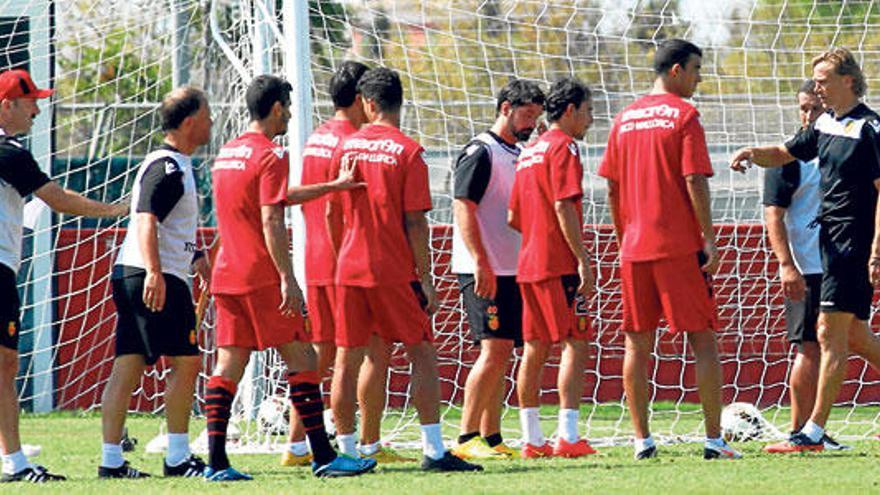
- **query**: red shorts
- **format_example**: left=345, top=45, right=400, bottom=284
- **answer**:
left=620, top=251, right=717, bottom=333
left=306, top=284, right=336, bottom=344
left=214, top=284, right=306, bottom=350
left=519, top=274, right=590, bottom=343
left=335, top=282, right=431, bottom=348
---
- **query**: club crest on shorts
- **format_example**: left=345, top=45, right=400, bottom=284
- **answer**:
left=189, top=329, right=196, bottom=345
left=7, top=321, right=15, bottom=337
left=487, top=304, right=499, bottom=331
left=574, top=294, right=589, bottom=328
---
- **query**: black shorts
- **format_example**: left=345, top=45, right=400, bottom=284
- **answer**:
left=819, top=229, right=872, bottom=321
left=112, top=268, right=198, bottom=365
left=458, top=274, right=523, bottom=347
left=0, top=263, right=21, bottom=351
left=785, top=273, right=821, bottom=345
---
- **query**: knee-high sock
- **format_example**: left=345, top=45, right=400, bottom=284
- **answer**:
left=205, top=376, right=236, bottom=471
left=289, top=371, right=337, bottom=465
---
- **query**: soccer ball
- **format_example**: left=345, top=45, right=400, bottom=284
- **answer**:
left=257, top=394, right=290, bottom=436
left=721, top=402, right=770, bottom=442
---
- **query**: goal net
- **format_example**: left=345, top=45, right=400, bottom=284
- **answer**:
left=14, top=0, right=880, bottom=452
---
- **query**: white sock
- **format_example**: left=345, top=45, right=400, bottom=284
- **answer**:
left=519, top=407, right=545, bottom=446
left=337, top=433, right=358, bottom=457
left=800, top=421, right=824, bottom=443
left=101, top=443, right=125, bottom=469
left=287, top=440, right=309, bottom=456
left=165, top=432, right=191, bottom=466
left=420, top=423, right=445, bottom=461
left=2, top=450, right=30, bottom=474
left=634, top=435, right=655, bottom=455
left=558, top=408, right=580, bottom=443
left=358, top=441, right=381, bottom=456
left=323, top=409, right=336, bottom=436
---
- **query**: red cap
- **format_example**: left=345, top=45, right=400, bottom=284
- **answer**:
left=0, top=70, right=54, bottom=100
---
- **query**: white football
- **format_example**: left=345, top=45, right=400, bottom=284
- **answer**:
left=257, top=394, right=290, bottom=436
left=721, top=402, right=775, bottom=442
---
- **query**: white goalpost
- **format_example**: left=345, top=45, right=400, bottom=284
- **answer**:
left=7, top=0, right=880, bottom=454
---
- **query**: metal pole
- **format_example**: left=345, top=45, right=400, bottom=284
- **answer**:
left=171, top=0, right=191, bottom=87
left=252, top=0, right=273, bottom=76
left=283, top=0, right=312, bottom=285
left=21, top=0, right=54, bottom=414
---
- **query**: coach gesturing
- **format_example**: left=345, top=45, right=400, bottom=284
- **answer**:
left=731, top=47, right=880, bottom=453
left=0, top=69, right=127, bottom=483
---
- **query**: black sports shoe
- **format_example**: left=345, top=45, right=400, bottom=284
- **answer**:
left=164, top=454, right=207, bottom=477
left=120, top=427, right=138, bottom=452
left=98, top=461, right=151, bottom=479
left=421, top=452, right=483, bottom=472
left=635, top=445, right=657, bottom=460
left=0, top=465, right=66, bottom=483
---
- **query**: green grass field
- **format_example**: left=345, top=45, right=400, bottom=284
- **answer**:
left=12, top=405, right=880, bottom=494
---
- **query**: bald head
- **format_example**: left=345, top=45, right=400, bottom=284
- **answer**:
left=159, top=86, right=207, bottom=131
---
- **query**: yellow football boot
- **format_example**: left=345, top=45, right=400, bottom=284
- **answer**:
left=491, top=442, right=519, bottom=459
left=451, top=437, right=507, bottom=460
left=363, top=446, right=418, bottom=463
left=280, top=451, right=312, bottom=466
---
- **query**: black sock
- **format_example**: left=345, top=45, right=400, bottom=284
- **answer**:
left=206, top=376, right=236, bottom=471
left=289, top=371, right=337, bottom=466
left=484, top=433, right=503, bottom=447
left=458, top=431, right=479, bottom=445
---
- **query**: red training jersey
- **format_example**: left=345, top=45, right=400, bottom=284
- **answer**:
left=211, top=132, right=289, bottom=294
left=509, top=128, right=584, bottom=283
left=598, top=93, right=713, bottom=262
left=332, top=124, right=433, bottom=287
left=300, top=118, right=358, bottom=286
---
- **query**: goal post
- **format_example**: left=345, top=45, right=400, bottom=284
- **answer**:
left=1, top=0, right=55, bottom=413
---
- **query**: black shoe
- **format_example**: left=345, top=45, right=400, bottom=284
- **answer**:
left=821, top=434, right=852, bottom=451
left=421, top=452, right=483, bottom=472
left=0, top=465, right=66, bottom=483
left=98, top=461, right=151, bottom=479
left=164, top=454, right=207, bottom=477
left=635, top=445, right=657, bottom=460
left=120, top=427, right=138, bottom=452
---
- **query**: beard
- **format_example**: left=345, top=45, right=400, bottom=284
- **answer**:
left=512, top=127, right=534, bottom=142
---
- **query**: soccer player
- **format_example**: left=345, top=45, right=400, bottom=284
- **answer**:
left=763, top=80, right=849, bottom=450
left=204, top=74, right=375, bottom=481
left=328, top=67, right=481, bottom=472
left=280, top=61, right=370, bottom=467
left=731, top=47, right=880, bottom=453
left=450, top=79, right=545, bottom=460
left=599, top=39, right=741, bottom=460
left=508, top=77, right=597, bottom=459
left=98, top=87, right=213, bottom=479
left=0, top=69, right=127, bottom=483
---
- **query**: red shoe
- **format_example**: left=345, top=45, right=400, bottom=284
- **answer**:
left=764, top=433, right=824, bottom=454
left=553, top=438, right=597, bottom=458
left=521, top=442, right=554, bottom=459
